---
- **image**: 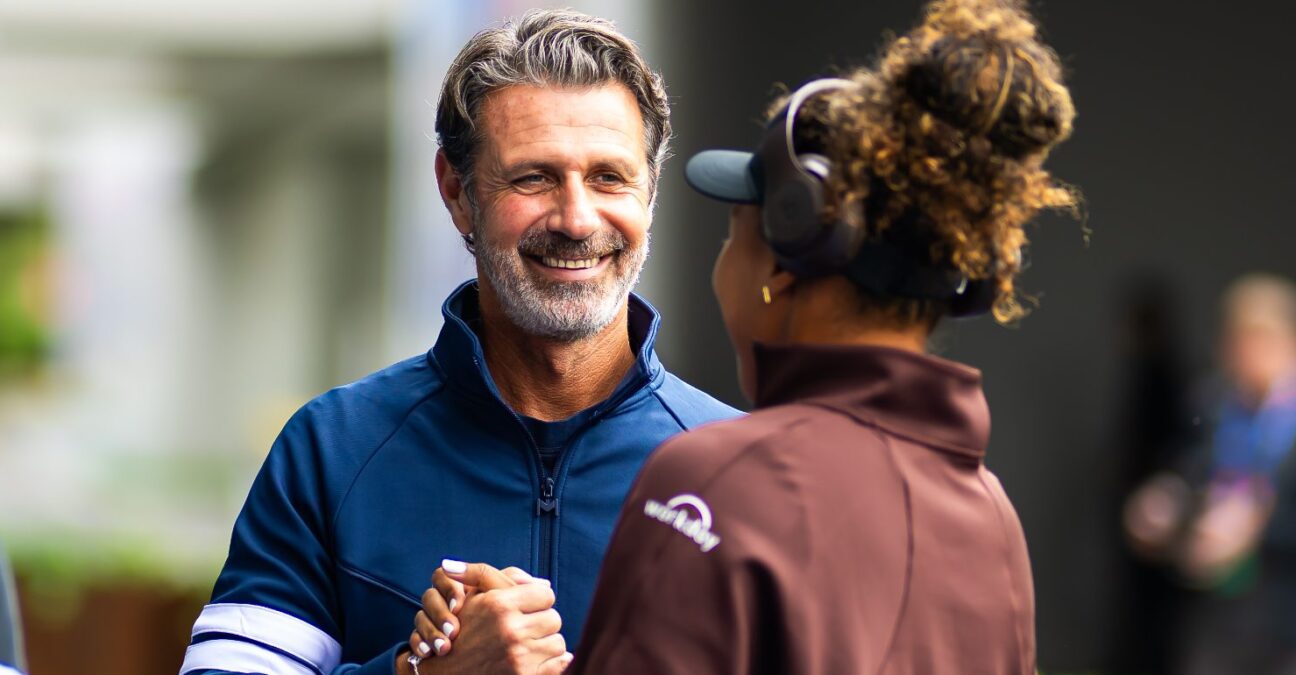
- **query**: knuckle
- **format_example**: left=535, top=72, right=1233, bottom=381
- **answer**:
left=506, top=644, right=529, bottom=670
left=481, top=591, right=511, bottom=614
left=421, top=588, right=440, bottom=607
left=499, top=620, right=524, bottom=644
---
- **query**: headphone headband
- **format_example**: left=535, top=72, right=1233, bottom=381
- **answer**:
left=780, top=78, right=853, bottom=187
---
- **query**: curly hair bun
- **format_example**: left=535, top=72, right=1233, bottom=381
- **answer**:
left=807, top=0, right=1079, bottom=325
left=897, top=0, right=1074, bottom=159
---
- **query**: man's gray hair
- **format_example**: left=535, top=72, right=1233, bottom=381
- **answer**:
left=435, top=9, right=672, bottom=218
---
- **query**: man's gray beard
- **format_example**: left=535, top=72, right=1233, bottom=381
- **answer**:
left=474, top=221, right=649, bottom=343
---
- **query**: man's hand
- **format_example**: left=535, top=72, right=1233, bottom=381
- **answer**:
left=407, top=560, right=572, bottom=674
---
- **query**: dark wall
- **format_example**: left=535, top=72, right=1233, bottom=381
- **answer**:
left=641, top=0, right=1296, bottom=669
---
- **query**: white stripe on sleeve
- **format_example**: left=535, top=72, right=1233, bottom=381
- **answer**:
left=183, top=603, right=342, bottom=674
left=180, top=638, right=316, bottom=675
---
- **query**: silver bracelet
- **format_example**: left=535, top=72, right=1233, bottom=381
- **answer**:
left=407, top=653, right=423, bottom=675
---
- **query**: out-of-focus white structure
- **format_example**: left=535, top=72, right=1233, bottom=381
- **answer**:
left=0, top=0, right=658, bottom=585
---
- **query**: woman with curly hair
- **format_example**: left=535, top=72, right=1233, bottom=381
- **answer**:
left=427, top=0, right=1078, bottom=672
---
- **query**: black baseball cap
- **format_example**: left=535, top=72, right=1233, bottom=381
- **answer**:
left=684, top=149, right=763, bottom=204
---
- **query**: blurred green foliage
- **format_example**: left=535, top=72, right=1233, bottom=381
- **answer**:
left=0, top=208, right=52, bottom=377
left=3, top=451, right=246, bottom=621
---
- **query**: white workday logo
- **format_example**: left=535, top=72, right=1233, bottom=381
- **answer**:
left=643, top=493, right=722, bottom=553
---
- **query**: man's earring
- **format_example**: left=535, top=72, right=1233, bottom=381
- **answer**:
left=762, top=286, right=772, bottom=305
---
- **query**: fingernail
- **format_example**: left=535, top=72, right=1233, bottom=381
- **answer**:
left=442, top=559, right=467, bottom=574
left=533, top=577, right=552, bottom=585
left=433, top=638, right=446, bottom=655
left=417, top=641, right=431, bottom=656
left=442, top=621, right=455, bottom=638
left=448, top=597, right=458, bottom=613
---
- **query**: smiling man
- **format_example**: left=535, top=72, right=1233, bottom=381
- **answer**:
left=178, top=10, right=738, bottom=675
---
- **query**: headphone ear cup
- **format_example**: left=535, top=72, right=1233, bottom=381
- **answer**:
left=763, top=176, right=821, bottom=253
left=765, top=153, right=828, bottom=249
left=763, top=152, right=868, bottom=275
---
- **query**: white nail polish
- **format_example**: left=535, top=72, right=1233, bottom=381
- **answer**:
left=448, top=597, right=457, bottom=613
left=433, top=638, right=446, bottom=655
left=442, top=559, right=467, bottom=574
left=418, top=641, right=431, bottom=656
left=443, top=621, right=455, bottom=638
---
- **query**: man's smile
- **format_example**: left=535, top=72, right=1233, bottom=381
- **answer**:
left=523, top=252, right=615, bottom=281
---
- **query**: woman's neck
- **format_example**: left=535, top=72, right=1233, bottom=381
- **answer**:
left=780, top=277, right=930, bottom=354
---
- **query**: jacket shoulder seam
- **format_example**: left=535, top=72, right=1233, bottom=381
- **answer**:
left=650, top=389, right=690, bottom=432
left=873, top=433, right=915, bottom=675
left=328, top=380, right=446, bottom=533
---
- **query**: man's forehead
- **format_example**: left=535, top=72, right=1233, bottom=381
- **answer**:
left=478, top=83, right=646, bottom=163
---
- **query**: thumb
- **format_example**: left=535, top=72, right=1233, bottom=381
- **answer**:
left=441, top=559, right=516, bottom=590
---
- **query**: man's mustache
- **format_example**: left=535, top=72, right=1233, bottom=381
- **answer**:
left=516, top=229, right=628, bottom=259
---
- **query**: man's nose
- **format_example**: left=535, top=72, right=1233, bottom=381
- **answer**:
left=549, top=180, right=601, bottom=241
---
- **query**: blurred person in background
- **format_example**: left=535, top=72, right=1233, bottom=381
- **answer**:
left=178, top=10, right=737, bottom=675
left=1125, top=273, right=1296, bottom=674
left=417, top=0, right=1079, bottom=671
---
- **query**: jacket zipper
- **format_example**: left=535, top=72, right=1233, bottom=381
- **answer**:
left=536, top=475, right=557, bottom=580
left=485, top=393, right=565, bottom=580
left=534, top=412, right=609, bottom=583
left=472, top=355, right=555, bottom=577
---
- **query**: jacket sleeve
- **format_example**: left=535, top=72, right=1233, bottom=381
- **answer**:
left=179, top=410, right=401, bottom=675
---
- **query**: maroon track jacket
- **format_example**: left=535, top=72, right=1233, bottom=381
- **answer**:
left=570, top=342, right=1035, bottom=674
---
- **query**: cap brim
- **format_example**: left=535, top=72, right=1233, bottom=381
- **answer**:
left=684, top=150, right=760, bottom=204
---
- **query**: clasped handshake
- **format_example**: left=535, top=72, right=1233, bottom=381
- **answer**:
left=403, top=559, right=574, bottom=675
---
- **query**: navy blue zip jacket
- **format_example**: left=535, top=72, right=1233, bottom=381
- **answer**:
left=180, top=281, right=739, bottom=675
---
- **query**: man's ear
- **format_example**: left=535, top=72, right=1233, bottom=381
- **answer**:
left=435, top=150, right=474, bottom=237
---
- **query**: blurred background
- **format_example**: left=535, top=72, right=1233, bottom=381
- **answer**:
left=0, top=0, right=1294, bottom=673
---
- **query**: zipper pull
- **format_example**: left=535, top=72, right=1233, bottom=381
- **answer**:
left=537, top=477, right=557, bottom=514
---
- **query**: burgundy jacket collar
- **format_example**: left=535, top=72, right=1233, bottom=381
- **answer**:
left=753, top=342, right=991, bottom=460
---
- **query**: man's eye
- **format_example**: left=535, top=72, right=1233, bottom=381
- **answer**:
left=593, top=173, right=623, bottom=185
left=515, top=174, right=549, bottom=187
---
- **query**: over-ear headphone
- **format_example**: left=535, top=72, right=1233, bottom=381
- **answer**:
left=756, top=78, right=862, bottom=277
left=756, top=78, right=996, bottom=318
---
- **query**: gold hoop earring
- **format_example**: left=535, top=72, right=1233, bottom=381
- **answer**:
left=761, top=286, right=772, bottom=305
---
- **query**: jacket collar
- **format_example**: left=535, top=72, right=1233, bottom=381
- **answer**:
left=429, top=280, right=664, bottom=414
left=754, top=342, right=991, bottom=459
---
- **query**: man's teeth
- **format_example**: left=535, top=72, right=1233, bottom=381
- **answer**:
left=541, top=256, right=601, bottom=270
